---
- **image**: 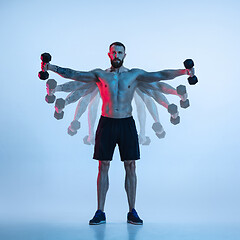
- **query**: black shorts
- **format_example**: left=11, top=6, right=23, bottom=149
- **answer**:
left=93, top=116, right=140, bottom=161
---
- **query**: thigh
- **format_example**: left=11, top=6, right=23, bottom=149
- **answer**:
left=118, top=118, right=140, bottom=161
left=93, top=117, right=117, bottom=161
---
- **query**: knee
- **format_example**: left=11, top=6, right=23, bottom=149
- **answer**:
left=99, top=161, right=110, bottom=173
left=124, top=160, right=136, bottom=174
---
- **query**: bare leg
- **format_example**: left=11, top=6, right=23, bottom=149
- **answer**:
left=124, top=160, right=137, bottom=212
left=97, top=161, right=110, bottom=211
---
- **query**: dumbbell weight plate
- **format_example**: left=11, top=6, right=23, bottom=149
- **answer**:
left=46, top=79, right=57, bottom=89
left=188, top=76, right=198, bottom=85
left=156, top=131, right=166, bottom=139
left=71, top=120, right=81, bottom=130
left=68, top=127, right=77, bottom=136
left=55, top=98, right=66, bottom=110
left=168, top=104, right=178, bottom=115
left=38, top=71, right=49, bottom=80
left=183, top=59, right=194, bottom=69
left=41, top=53, right=52, bottom=63
left=180, top=99, right=190, bottom=108
left=83, top=135, right=91, bottom=145
left=170, top=116, right=180, bottom=125
left=176, top=85, right=187, bottom=95
left=54, top=111, right=64, bottom=120
left=45, top=94, right=56, bottom=104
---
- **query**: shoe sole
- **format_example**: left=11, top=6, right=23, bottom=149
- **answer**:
left=89, top=220, right=106, bottom=225
left=127, top=220, right=143, bottom=225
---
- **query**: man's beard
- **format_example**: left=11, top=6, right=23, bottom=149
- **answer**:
left=111, top=58, right=123, bottom=68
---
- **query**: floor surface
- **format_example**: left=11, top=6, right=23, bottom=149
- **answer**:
left=0, top=221, right=239, bottom=240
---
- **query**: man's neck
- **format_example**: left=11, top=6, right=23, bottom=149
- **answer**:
left=109, top=66, right=128, bottom=73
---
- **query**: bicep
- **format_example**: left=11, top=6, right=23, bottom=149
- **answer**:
left=137, top=71, right=164, bottom=83
left=73, top=71, right=98, bottom=82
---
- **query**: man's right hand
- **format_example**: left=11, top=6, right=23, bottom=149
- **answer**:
left=41, top=62, right=50, bottom=72
left=186, top=67, right=195, bottom=77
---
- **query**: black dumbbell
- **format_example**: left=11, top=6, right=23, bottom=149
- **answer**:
left=54, top=98, right=65, bottom=120
left=45, top=79, right=57, bottom=103
left=183, top=59, right=198, bottom=85
left=38, top=53, right=52, bottom=80
left=168, top=104, right=180, bottom=125
left=176, top=85, right=190, bottom=108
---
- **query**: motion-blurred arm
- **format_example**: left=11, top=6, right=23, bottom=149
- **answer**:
left=86, top=89, right=101, bottom=145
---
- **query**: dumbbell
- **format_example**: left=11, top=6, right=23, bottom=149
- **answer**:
left=142, top=136, right=151, bottom=145
left=183, top=59, right=198, bottom=85
left=138, top=135, right=151, bottom=145
left=83, top=135, right=95, bottom=145
left=68, top=120, right=81, bottom=136
left=45, top=79, right=57, bottom=103
left=54, top=98, right=65, bottom=120
left=38, top=53, right=51, bottom=80
left=83, top=135, right=91, bottom=145
left=168, top=104, right=180, bottom=125
left=176, top=85, right=190, bottom=109
left=152, top=122, right=166, bottom=139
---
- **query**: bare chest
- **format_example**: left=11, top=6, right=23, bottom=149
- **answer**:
left=96, top=72, right=138, bottom=96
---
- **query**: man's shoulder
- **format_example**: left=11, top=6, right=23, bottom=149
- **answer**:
left=90, top=68, right=104, bottom=73
left=129, top=68, right=145, bottom=73
left=129, top=68, right=146, bottom=77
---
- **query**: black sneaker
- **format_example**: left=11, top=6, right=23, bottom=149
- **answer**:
left=89, top=210, right=106, bottom=225
left=127, top=208, right=143, bottom=225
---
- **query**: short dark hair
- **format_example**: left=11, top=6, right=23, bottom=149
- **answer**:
left=109, top=42, right=126, bottom=51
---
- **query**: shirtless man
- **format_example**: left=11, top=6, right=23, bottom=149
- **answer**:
left=41, top=42, right=194, bottom=225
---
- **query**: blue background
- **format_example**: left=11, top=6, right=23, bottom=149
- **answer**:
left=0, top=0, right=239, bottom=227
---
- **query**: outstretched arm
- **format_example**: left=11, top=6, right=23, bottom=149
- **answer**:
left=137, top=68, right=193, bottom=83
left=87, top=90, right=101, bottom=144
left=42, top=62, right=98, bottom=82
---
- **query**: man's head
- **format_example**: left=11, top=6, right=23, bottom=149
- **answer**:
left=108, top=42, right=126, bottom=68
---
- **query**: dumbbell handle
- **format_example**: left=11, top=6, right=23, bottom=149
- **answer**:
left=46, top=88, right=55, bottom=96
left=188, top=68, right=195, bottom=77
left=55, top=98, right=65, bottom=113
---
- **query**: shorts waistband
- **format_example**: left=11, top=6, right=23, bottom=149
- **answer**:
left=100, top=115, right=133, bottom=120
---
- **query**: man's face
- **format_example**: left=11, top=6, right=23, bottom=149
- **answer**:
left=108, top=45, right=126, bottom=68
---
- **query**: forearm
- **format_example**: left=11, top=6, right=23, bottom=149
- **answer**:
left=48, top=64, right=77, bottom=78
left=134, top=92, right=146, bottom=136
left=156, top=69, right=187, bottom=81
left=144, top=96, right=160, bottom=123
left=88, top=92, right=100, bottom=137
left=56, top=81, right=83, bottom=92
left=74, top=95, right=91, bottom=120
left=47, top=64, right=97, bottom=82
left=138, top=69, right=188, bottom=83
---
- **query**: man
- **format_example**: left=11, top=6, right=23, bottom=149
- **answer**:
left=41, top=42, right=194, bottom=225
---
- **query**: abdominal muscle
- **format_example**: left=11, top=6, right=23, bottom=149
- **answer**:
left=96, top=69, right=137, bottom=119
left=100, top=85, right=135, bottom=118
left=101, top=101, right=133, bottom=118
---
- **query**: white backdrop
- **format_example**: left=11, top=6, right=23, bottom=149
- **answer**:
left=0, top=0, right=239, bottom=224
